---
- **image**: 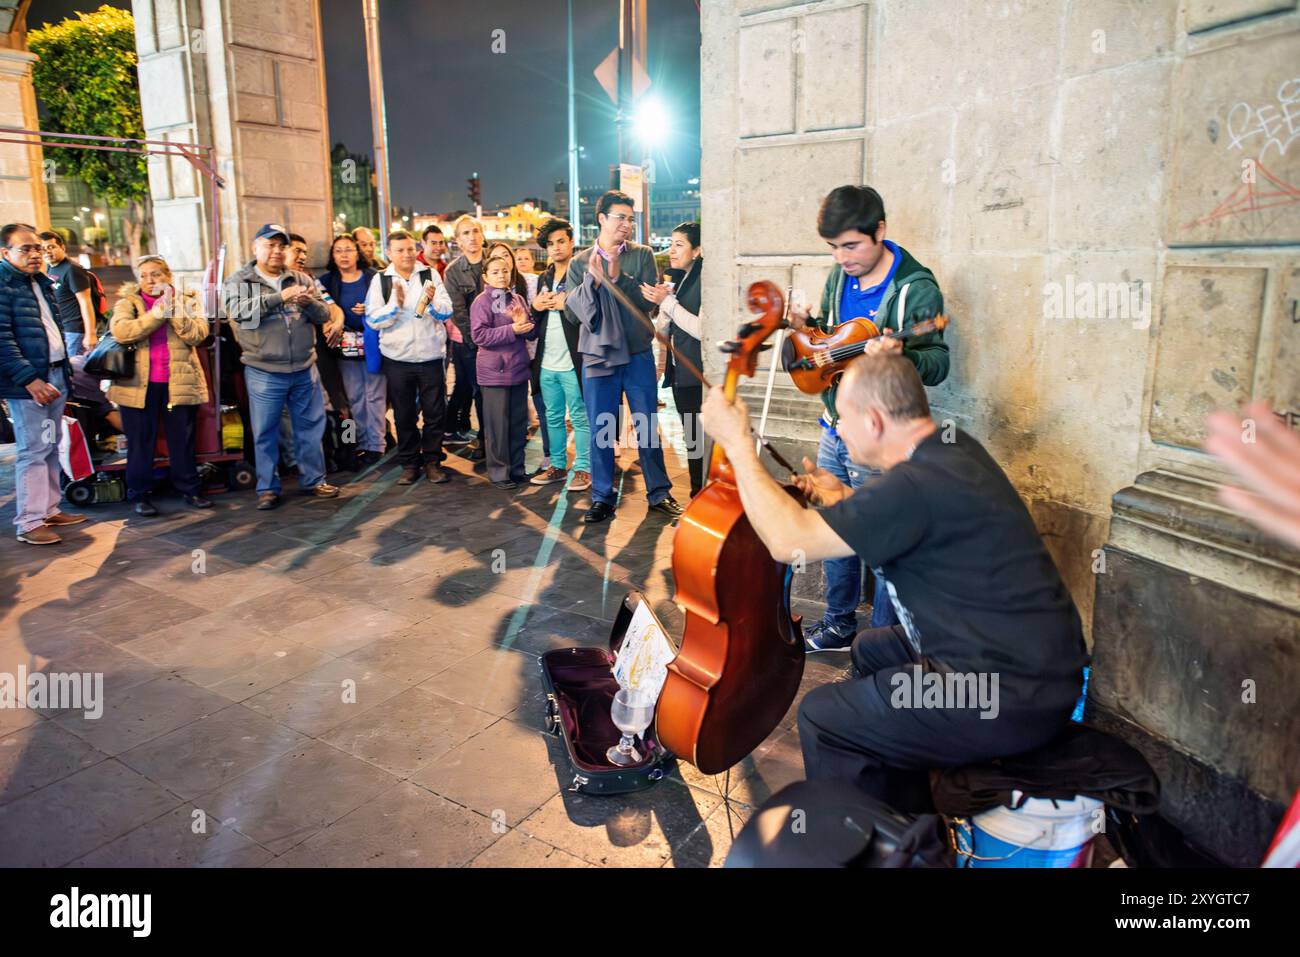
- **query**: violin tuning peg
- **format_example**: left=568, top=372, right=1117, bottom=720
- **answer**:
left=756, top=342, right=773, bottom=352
left=735, top=321, right=760, bottom=338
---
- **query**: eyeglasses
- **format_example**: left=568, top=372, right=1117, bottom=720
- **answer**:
left=8, top=244, right=41, bottom=255
left=605, top=213, right=635, bottom=223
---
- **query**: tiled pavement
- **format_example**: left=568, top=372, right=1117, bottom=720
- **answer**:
left=0, top=431, right=851, bottom=868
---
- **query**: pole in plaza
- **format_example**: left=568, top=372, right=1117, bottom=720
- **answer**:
left=617, top=0, right=649, bottom=243
left=362, top=0, right=393, bottom=239
left=568, top=0, right=580, bottom=238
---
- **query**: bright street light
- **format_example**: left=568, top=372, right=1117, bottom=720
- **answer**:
left=634, top=97, right=669, bottom=147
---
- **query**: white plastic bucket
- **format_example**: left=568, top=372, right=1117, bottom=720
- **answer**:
left=955, top=793, right=1103, bottom=868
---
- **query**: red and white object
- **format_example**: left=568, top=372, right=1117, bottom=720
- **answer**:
left=58, top=415, right=94, bottom=482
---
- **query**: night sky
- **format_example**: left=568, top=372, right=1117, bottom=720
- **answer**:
left=31, top=0, right=702, bottom=213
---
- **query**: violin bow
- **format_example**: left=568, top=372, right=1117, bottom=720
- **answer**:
left=586, top=259, right=799, bottom=478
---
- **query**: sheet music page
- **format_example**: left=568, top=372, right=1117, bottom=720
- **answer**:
left=612, top=602, right=677, bottom=699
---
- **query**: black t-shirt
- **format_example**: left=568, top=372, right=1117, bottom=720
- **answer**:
left=821, top=428, right=1087, bottom=709
left=46, top=258, right=91, bottom=332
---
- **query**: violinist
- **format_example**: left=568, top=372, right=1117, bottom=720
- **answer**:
left=699, top=351, right=1086, bottom=808
left=789, top=185, right=949, bottom=652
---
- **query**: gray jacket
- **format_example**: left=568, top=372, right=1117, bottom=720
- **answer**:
left=566, top=273, right=629, bottom=377
left=562, top=243, right=658, bottom=356
left=443, top=253, right=483, bottom=348
left=222, top=260, right=329, bottom=373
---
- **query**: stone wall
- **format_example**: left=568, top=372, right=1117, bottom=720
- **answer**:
left=0, top=4, right=49, bottom=231
left=701, top=0, right=1299, bottom=862
left=132, top=0, right=334, bottom=275
left=701, top=0, right=1298, bottom=629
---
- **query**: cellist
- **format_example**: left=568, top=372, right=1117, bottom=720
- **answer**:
left=699, top=351, right=1086, bottom=810
left=788, top=185, right=949, bottom=652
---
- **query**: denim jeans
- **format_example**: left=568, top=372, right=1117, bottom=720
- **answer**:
left=539, top=367, right=590, bottom=472
left=11, top=366, right=67, bottom=533
left=582, top=350, right=672, bottom=507
left=816, top=427, right=898, bottom=634
left=532, top=383, right=550, bottom=458
left=244, top=365, right=327, bottom=494
left=63, top=332, right=83, bottom=358
left=447, top=340, right=482, bottom=434
left=338, top=359, right=388, bottom=453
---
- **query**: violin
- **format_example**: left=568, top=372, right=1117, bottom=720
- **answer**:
left=784, top=313, right=949, bottom=395
left=655, top=281, right=807, bottom=774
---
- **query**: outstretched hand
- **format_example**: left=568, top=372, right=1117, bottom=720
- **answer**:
left=792, top=456, right=853, bottom=507
left=1206, top=400, right=1300, bottom=550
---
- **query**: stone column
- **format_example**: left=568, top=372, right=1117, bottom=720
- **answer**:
left=1089, top=10, right=1300, bottom=866
left=0, top=6, right=50, bottom=230
left=132, top=0, right=334, bottom=278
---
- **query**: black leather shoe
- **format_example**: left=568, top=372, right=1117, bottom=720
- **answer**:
left=492, top=479, right=519, bottom=490
left=584, top=501, right=616, bottom=524
left=184, top=494, right=213, bottom=509
left=134, top=498, right=159, bottom=517
left=649, top=495, right=684, bottom=518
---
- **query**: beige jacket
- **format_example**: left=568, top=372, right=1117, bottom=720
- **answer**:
left=107, top=284, right=209, bottom=409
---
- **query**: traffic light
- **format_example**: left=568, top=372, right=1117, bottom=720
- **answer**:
left=467, top=173, right=481, bottom=207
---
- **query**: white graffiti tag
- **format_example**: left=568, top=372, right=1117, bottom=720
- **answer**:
left=1226, top=78, right=1300, bottom=160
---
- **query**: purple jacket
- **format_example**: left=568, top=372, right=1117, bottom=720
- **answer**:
left=470, top=287, right=536, bottom=386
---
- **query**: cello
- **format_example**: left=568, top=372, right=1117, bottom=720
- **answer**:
left=655, top=281, right=806, bottom=774
left=585, top=270, right=808, bottom=775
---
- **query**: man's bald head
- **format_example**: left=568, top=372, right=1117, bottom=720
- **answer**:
left=833, top=354, right=935, bottom=470
left=837, top=353, right=931, bottom=422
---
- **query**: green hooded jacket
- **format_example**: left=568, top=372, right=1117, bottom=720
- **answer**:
left=812, top=243, right=948, bottom=425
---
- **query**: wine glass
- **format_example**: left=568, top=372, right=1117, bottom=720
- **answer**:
left=607, top=687, right=656, bottom=766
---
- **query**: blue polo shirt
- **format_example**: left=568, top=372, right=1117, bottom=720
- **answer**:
left=822, top=240, right=902, bottom=434
left=837, top=239, right=900, bottom=329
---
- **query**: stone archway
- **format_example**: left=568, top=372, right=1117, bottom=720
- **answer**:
left=132, top=0, right=334, bottom=279
left=0, top=0, right=51, bottom=229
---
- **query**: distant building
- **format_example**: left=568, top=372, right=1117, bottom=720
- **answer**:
left=330, top=143, right=379, bottom=233
left=557, top=179, right=702, bottom=249
left=482, top=201, right=553, bottom=244
left=648, top=179, right=702, bottom=247
left=45, top=176, right=132, bottom=264
left=413, top=201, right=554, bottom=252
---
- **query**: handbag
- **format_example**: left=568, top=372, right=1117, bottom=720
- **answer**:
left=340, top=328, right=365, bottom=358
left=83, top=333, right=135, bottom=381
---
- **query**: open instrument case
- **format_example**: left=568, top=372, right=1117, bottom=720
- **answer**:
left=538, top=590, right=674, bottom=795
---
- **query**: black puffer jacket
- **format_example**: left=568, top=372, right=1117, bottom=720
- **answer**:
left=0, top=260, right=67, bottom=399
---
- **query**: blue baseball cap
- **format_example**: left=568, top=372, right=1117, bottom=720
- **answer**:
left=253, top=223, right=290, bottom=243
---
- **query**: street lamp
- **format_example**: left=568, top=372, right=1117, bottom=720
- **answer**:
left=634, top=97, right=669, bottom=147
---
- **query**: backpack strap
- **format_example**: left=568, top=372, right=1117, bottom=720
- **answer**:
left=380, top=273, right=392, bottom=302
